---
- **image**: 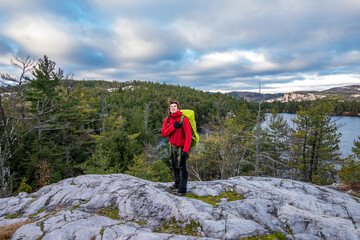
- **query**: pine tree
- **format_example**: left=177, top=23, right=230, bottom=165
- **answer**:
left=262, top=110, right=291, bottom=177
left=338, top=137, right=360, bottom=185
left=125, top=154, right=172, bottom=182
left=23, top=56, right=63, bottom=188
left=25, top=55, right=62, bottom=140
left=78, top=112, right=142, bottom=174
left=290, top=100, right=342, bottom=184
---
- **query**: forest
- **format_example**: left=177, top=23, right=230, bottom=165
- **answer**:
left=261, top=98, right=360, bottom=116
left=1, top=55, right=360, bottom=198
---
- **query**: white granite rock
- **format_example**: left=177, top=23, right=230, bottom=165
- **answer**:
left=0, top=174, right=359, bottom=240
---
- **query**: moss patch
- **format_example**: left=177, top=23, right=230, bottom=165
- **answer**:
left=27, top=199, right=37, bottom=206
left=239, top=231, right=287, bottom=240
left=100, top=228, right=105, bottom=237
left=38, top=220, right=46, bottom=239
left=29, top=207, right=46, bottom=218
left=186, top=191, right=244, bottom=206
left=70, top=200, right=90, bottom=213
left=71, top=203, right=82, bottom=212
left=153, top=217, right=202, bottom=236
left=5, top=212, right=22, bottom=219
left=285, top=225, right=293, bottom=235
left=133, top=220, right=147, bottom=226
left=98, top=206, right=120, bottom=220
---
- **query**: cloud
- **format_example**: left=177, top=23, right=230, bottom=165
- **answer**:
left=76, top=67, right=122, bottom=80
left=198, top=51, right=265, bottom=69
left=0, top=55, right=12, bottom=65
left=0, top=0, right=360, bottom=93
left=3, top=15, right=77, bottom=61
left=0, top=0, right=43, bottom=13
left=112, top=18, right=162, bottom=61
left=264, top=74, right=360, bottom=93
left=171, top=19, right=214, bottom=50
left=334, top=51, right=360, bottom=67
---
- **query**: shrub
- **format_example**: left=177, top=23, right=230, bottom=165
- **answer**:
left=338, top=157, right=360, bottom=185
left=125, top=154, right=172, bottom=182
left=17, top=177, right=32, bottom=195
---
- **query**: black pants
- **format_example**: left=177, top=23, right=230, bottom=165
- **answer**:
left=171, top=145, right=188, bottom=193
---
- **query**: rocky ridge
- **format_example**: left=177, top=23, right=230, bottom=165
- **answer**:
left=0, top=174, right=359, bottom=240
left=265, top=92, right=326, bottom=103
left=227, top=85, right=360, bottom=103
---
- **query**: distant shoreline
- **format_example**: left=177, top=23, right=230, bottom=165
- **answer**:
left=267, top=110, right=360, bottom=117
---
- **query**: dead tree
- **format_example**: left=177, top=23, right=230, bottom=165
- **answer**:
left=0, top=55, right=34, bottom=118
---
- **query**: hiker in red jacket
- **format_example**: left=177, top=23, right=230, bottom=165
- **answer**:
left=161, top=100, right=192, bottom=195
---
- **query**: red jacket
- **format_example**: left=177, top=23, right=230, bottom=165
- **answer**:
left=161, top=110, right=192, bottom=153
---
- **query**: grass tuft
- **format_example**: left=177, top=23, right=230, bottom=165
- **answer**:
left=239, top=231, right=287, bottom=240
left=0, top=220, right=34, bottom=240
left=186, top=191, right=244, bottom=206
left=153, top=217, right=202, bottom=236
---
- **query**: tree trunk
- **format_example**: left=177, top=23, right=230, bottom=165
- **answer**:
left=0, top=94, right=6, bottom=126
left=255, top=82, right=261, bottom=176
left=301, top=118, right=308, bottom=181
left=144, top=103, right=150, bottom=135
left=100, top=88, right=105, bottom=135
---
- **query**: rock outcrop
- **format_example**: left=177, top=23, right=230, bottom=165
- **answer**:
left=1, top=174, right=359, bottom=240
left=266, top=93, right=326, bottom=103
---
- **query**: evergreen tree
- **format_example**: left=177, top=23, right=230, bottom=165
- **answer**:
left=18, top=55, right=64, bottom=189
left=125, top=154, right=172, bottom=182
left=262, top=109, right=291, bottom=177
left=290, top=100, right=342, bottom=184
left=55, top=79, right=96, bottom=178
left=25, top=55, right=62, bottom=140
left=79, top=112, right=142, bottom=174
left=338, top=137, right=360, bottom=185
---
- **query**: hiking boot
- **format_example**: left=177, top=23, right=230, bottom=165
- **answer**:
left=173, top=191, right=186, bottom=196
left=169, top=183, right=179, bottom=190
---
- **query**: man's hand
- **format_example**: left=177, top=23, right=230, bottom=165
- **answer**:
left=181, top=151, right=188, bottom=159
left=173, top=121, right=183, bottom=129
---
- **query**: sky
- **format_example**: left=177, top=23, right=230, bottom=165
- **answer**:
left=0, top=0, right=360, bottom=93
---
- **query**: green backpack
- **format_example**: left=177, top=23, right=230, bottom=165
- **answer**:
left=168, top=109, right=200, bottom=148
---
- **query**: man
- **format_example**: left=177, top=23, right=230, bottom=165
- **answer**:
left=161, top=100, right=192, bottom=196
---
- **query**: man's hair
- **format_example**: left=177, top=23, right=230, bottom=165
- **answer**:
left=168, top=99, right=180, bottom=111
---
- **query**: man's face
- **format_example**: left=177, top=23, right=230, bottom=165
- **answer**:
left=170, top=103, right=178, bottom=114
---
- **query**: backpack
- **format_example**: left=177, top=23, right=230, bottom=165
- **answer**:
left=167, top=109, right=200, bottom=148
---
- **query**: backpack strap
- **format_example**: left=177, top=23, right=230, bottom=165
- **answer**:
left=168, top=116, right=186, bottom=127
left=180, top=116, right=185, bottom=123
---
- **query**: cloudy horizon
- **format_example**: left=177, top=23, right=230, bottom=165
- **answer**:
left=0, top=0, right=360, bottom=93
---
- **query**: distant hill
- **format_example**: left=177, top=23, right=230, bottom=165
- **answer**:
left=322, top=85, right=360, bottom=95
left=227, top=91, right=283, bottom=102
left=228, top=85, right=360, bottom=102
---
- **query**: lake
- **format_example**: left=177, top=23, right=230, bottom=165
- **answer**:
left=264, top=113, right=360, bottom=158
